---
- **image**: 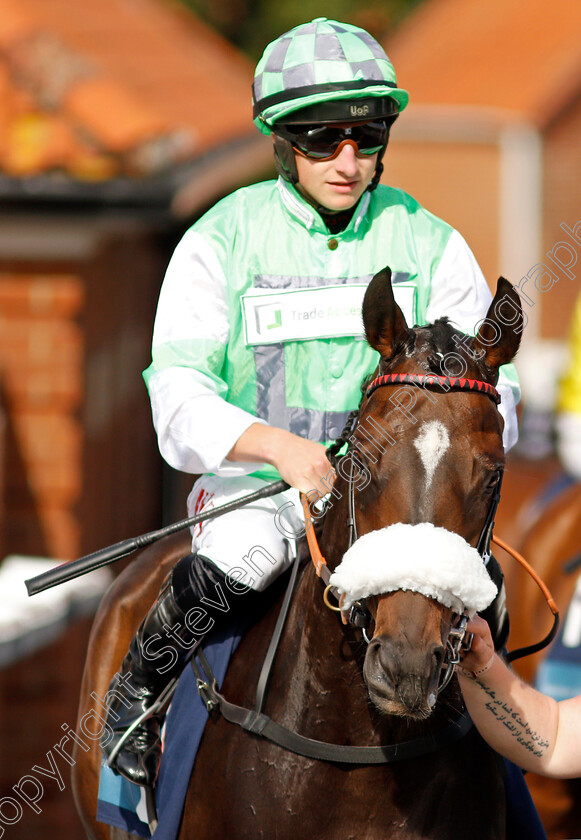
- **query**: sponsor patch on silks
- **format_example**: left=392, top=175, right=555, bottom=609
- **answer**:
left=329, top=522, right=497, bottom=615
left=241, top=284, right=415, bottom=345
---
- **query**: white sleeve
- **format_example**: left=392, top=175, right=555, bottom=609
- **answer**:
left=146, top=230, right=268, bottom=476
left=426, top=230, right=521, bottom=451
left=426, top=229, right=494, bottom=334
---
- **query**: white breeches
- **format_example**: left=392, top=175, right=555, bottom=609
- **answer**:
left=187, top=475, right=305, bottom=592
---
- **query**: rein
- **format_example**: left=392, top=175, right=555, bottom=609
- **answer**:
left=491, top=535, right=560, bottom=662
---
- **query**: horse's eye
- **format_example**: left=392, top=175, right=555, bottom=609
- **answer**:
left=347, top=448, right=374, bottom=488
left=486, top=471, right=501, bottom=491
left=349, top=448, right=367, bottom=475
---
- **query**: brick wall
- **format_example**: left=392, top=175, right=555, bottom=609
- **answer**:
left=0, top=223, right=170, bottom=839
left=0, top=227, right=166, bottom=561
left=0, top=271, right=84, bottom=559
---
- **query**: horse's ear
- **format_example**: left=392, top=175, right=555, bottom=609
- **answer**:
left=363, top=266, right=412, bottom=359
left=473, top=277, right=523, bottom=370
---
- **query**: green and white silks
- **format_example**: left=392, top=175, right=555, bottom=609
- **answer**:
left=144, top=178, right=520, bottom=480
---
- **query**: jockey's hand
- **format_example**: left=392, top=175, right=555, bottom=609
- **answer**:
left=268, top=431, right=335, bottom=497
left=459, top=616, right=495, bottom=677
left=227, top=423, right=335, bottom=497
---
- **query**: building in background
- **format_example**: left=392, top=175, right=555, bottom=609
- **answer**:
left=0, top=0, right=272, bottom=564
left=0, top=2, right=271, bottom=837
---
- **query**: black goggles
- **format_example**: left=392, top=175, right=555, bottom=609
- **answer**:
left=276, top=121, right=388, bottom=161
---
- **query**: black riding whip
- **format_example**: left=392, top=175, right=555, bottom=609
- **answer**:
left=25, top=479, right=290, bottom=596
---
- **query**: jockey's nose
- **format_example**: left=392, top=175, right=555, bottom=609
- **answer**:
left=333, top=141, right=359, bottom=176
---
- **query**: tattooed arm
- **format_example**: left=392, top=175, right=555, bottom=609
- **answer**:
left=457, top=616, right=581, bottom=778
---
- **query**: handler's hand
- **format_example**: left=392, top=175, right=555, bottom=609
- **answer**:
left=459, top=616, right=495, bottom=675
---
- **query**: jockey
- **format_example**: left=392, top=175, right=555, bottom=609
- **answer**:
left=102, top=17, right=521, bottom=787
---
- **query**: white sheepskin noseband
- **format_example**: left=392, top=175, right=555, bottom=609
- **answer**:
left=328, top=522, right=497, bottom=616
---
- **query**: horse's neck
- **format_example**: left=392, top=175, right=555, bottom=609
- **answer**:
left=263, top=566, right=377, bottom=742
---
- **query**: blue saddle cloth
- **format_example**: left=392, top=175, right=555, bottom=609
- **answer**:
left=505, top=761, right=547, bottom=840
left=97, top=627, right=547, bottom=840
left=96, top=626, right=242, bottom=838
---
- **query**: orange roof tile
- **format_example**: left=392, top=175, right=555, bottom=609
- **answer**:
left=386, top=0, right=581, bottom=128
left=0, top=0, right=259, bottom=179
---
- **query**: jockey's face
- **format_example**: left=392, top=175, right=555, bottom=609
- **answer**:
left=294, top=140, right=378, bottom=211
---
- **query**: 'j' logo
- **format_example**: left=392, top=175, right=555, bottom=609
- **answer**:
left=254, top=303, right=282, bottom=335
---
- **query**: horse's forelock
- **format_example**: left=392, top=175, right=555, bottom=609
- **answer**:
left=424, top=318, right=458, bottom=356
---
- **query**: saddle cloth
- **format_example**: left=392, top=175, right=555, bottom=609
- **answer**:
left=96, top=626, right=243, bottom=839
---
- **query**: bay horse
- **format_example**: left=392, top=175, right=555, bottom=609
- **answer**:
left=72, top=268, right=523, bottom=840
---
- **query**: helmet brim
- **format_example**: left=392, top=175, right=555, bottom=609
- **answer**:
left=255, top=86, right=409, bottom=135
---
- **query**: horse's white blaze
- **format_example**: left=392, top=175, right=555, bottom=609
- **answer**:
left=413, top=420, right=450, bottom=489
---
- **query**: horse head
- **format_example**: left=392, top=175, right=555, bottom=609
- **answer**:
left=325, top=266, right=523, bottom=719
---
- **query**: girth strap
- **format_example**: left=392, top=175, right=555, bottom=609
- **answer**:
left=192, top=647, right=473, bottom=764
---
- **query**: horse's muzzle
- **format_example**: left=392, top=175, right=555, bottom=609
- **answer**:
left=363, top=635, right=445, bottom=718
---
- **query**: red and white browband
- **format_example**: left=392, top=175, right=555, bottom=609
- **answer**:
left=366, top=373, right=501, bottom=405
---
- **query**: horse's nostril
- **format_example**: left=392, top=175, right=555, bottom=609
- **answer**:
left=432, top=646, right=445, bottom=671
left=364, top=637, right=395, bottom=680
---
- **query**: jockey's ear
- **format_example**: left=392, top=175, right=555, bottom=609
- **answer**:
left=473, top=277, right=524, bottom=371
left=363, top=266, right=413, bottom=360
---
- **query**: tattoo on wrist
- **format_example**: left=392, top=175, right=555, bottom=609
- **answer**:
left=478, top=684, right=550, bottom=757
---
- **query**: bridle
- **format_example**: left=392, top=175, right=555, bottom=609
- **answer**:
left=315, top=371, right=505, bottom=693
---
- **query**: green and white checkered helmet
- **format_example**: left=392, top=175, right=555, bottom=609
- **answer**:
left=252, top=17, right=408, bottom=133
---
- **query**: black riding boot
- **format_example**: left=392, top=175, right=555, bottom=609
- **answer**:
left=101, top=553, right=264, bottom=787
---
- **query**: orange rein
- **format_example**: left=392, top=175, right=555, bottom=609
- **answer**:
left=301, top=494, right=349, bottom=622
left=491, top=534, right=559, bottom=618
left=301, top=494, right=328, bottom=579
